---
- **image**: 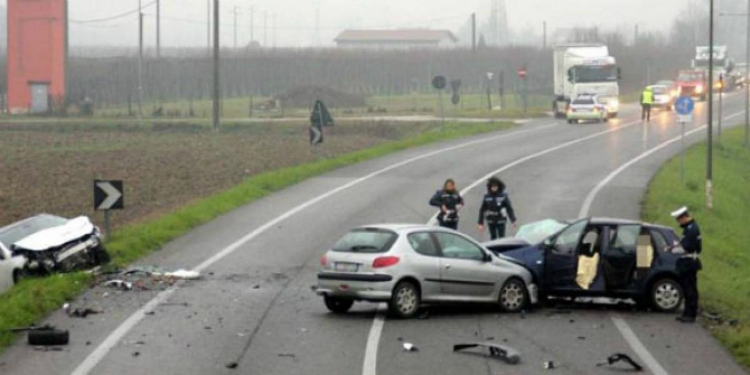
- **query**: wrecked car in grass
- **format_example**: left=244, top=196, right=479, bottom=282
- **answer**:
left=0, top=214, right=110, bottom=276
left=485, top=218, right=687, bottom=312
left=316, top=224, right=538, bottom=319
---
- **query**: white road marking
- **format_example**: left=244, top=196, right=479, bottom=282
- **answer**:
left=362, top=304, right=387, bottom=375
left=579, top=110, right=744, bottom=375
left=69, top=122, right=558, bottom=375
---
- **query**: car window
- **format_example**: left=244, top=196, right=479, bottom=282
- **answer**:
left=552, top=220, right=587, bottom=255
left=609, top=225, right=641, bottom=254
left=331, top=228, right=397, bottom=253
left=434, top=233, right=485, bottom=261
left=650, top=229, right=669, bottom=252
left=573, top=98, right=595, bottom=105
left=408, top=232, right=439, bottom=257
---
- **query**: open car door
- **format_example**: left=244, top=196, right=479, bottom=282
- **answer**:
left=603, top=224, right=640, bottom=290
left=543, top=219, right=588, bottom=289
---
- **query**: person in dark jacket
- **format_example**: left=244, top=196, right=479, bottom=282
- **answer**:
left=477, top=177, right=518, bottom=240
left=429, top=179, right=464, bottom=230
left=671, top=206, right=702, bottom=323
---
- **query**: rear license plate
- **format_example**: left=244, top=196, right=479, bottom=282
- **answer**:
left=335, top=262, right=359, bottom=272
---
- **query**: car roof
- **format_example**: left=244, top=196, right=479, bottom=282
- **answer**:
left=0, top=213, right=62, bottom=235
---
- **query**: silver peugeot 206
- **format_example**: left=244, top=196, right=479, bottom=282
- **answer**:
left=316, top=224, right=538, bottom=318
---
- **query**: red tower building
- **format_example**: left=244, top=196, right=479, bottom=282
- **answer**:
left=6, top=0, right=68, bottom=114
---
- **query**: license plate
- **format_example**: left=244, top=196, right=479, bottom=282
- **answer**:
left=335, top=262, right=359, bottom=272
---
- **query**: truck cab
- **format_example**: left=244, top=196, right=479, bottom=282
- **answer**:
left=675, top=70, right=707, bottom=101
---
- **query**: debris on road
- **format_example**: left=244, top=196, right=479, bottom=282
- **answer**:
left=596, top=353, right=643, bottom=371
left=63, top=303, right=102, bottom=318
left=96, top=267, right=202, bottom=292
left=403, top=343, right=418, bottom=352
left=164, top=269, right=201, bottom=280
left=544, top=360, right=555, bottom=370
left=28, top=329, right=70, bottom=346
left=453, top=343, right=521, bottom=365
left=104, top=280, right=133, bottom=291
left=278, top=353, right=296, bottom=358
left=226, top=362, right=238, bottom=369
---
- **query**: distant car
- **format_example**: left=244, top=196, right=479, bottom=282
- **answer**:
left=485, top=218, right=686, bottom=312
left=0, top=241, right=27, bottom=294
left=655, top=80, right=679, bottom=99
left=316, top=224, right=538, bottom=318
left=0, top=214, right=110, bottom=275
left=566, top=95, right=608, bottom=124
left=648, top=85, right=675, bottom=111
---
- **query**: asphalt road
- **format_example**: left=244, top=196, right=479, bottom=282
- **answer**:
left=2, top=95, right=748, bottom=375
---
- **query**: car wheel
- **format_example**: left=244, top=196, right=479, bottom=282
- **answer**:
left=28, top=329, right=70, bottom=346
left=389, top=281, right=420, bottom=319
left=650, top=278, right=683, bottom=313
left=499, top=278, right=528, bottom=313
left=323, top=296, right=354, bottom=314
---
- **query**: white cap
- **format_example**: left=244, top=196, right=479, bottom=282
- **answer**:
left=671, top=206, right=689, bottom=218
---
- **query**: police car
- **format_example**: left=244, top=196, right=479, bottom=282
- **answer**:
left=566, top=94, right=608, bottom=124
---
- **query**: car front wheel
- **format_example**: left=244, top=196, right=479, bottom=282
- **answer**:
left=324, top=296, right=354, bottom=314
left=499, top=278, right=528, bottom=313
left=389, top=281, right=420, bottom=319
left=650, top=278, right=683, bottom=313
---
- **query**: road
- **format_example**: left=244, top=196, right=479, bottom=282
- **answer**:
left=1, top=95, right=747, bottom=375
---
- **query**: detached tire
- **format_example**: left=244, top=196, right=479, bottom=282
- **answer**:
left=499, top=278, right=528, bottom=313
left=324, top=296, right=354, bottom=314
left=650, top=278, right=683, bottom=313
left=389, top=281, right=420, bottom=319
left=28, top=330, right=69, bottom=346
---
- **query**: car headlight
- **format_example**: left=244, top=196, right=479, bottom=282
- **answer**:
left=696, top=85, right=704, bottom=94
left=608, top=100, right=619, bottom=111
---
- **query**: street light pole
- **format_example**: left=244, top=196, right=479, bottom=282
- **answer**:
left=137, top=0, right=143, bottom=119
left=212, top=0, right=220, bottom=132
left=707, top=0, right=715, bottom=210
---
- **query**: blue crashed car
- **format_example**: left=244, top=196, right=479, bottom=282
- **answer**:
left=485, top=218, right=687, bottom=312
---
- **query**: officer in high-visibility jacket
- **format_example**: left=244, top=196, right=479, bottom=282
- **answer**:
left=641, top=86, right=654, bottom=122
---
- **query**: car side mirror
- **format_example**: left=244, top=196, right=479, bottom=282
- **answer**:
left=484, top=252, right=493, bottom=262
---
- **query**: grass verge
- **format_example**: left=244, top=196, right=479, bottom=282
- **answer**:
left=643, top=127, right=750, bottom=368
left=0, top=121, right=514, bottom=351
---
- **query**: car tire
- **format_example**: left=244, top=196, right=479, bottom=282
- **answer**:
left=650, top=278, right=683, bottom=313
left=389, top=281, right=420, bottom=319
left=498, top=278, right=528, bottom=313
left=323, top=296, right=354, bottom=314
left=28, top=330, right=70, bottom=346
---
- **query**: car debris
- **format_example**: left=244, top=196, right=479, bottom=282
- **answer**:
left=453, top=343, right=521, bottom=365
left=63, top=303, right=102, bottom=318
left=402, top=342, right=418, bottom=352
left=104, top=280, right=133, bottom=291
left=27, top=329, right=70, bottom=346
left=225, top=362, right=239, bottom=369
left=278, top=353, right=296, bottom=358
left=597, top=353, right=643, bottom=371
left=544, top=360, right=555, bottom=370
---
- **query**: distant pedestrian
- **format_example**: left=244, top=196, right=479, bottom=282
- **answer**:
left=641, top=86, right=654, bottom=122
left=477, top=177, right=517, bottom=240
left=671, top=206, right=702, bottom=323
left=429, top=179, right=464, bottom=230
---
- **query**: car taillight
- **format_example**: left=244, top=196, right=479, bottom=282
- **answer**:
left=373, top=256, right=400, bottom=268
left=320, top=254, right=328, bottom=267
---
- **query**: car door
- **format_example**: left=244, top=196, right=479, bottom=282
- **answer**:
left=603, top=225, right=640, bottom=290
left=405, top=231, right=443, bottom=300
left=544, top=220, right=588, bottom=290
left=434, top=232, right=496, bottom=299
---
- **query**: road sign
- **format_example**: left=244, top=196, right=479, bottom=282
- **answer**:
left=432, top=75, right=447, bottom=90
left=517, top=68, right=527, bottom=79
left=94, top=180, right=124, bottom=210
left=675, top=96, right=695, bottom=116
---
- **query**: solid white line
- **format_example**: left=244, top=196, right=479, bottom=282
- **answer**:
left=361, top=304, right=387, bottom=375
left=611, top=315, right=669, bottom=375
left=69, top=122, right=557, bottom=375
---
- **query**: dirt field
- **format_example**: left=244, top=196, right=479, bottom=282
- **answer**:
left=0, top=121, right=442, bottom=230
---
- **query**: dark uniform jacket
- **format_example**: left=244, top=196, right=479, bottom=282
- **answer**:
left=429, top=190, right=464, bottom=223
left=678, top=219, right=703, bottom=272
left=477, top=192, right=517, bottom=225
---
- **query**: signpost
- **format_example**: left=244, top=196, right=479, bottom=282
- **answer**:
left=675, top=96, right=695, bottom=183
left=94, top=180, right=124, bottom=239
left=432, top=75, right=447, bottom=124
left=518, top=67, right=528, bottom=115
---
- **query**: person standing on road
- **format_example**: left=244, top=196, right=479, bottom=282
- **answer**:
left=477, top=177, right=518, bottom=240
left=429, top=179, right=464, bottom=230
left=641, top=86, right=654, bottom=122
left=671, top=206, right=702, bottom=323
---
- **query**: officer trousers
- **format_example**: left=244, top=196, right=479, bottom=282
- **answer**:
left=681, top=269, right=699, bottom=319
left=641, top=104, right=652, bottom=121
left=439, top=220, right=458, bottom=230
left=487, top=223, right=507, bottom=240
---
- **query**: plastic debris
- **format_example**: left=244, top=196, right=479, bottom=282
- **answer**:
left=453, top=343, right=521, bottom=365
left=403, top=343, right=418, bottom=352
left=226, top=362, right=238, bottom=369
left=164, top=270, right=201, bottom=280
left=63, top=303, right=102, bottom=318
left=104, top=280, right=133, bottom=291
left=544, top=360, right=555, bottom=370
left=596, top=353, right=643, bottom=371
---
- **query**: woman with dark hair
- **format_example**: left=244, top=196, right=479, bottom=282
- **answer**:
left=477, top=177, right=517, bottom=239
left=429, top=179, right=464, bottom=230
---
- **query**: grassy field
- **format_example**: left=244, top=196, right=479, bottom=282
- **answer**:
left=642, top=127, right=750, bottom=368
left=0, top=120, right=515, bottom=351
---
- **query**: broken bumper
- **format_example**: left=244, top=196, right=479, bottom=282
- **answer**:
left=316, top=272, right=395, bottom=301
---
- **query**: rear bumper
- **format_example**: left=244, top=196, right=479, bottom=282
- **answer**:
left=316, top=272, right=395, bottom=301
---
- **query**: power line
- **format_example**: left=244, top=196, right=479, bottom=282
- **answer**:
left=70, top=1, right=157, bottom=24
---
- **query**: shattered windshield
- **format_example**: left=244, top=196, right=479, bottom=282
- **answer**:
left=515, top=219, right=567, bottom=244
left=0, top=215, right=68, bottom=247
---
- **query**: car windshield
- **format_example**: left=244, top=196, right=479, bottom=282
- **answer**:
left=331, top=228, right=397, bottom=253
left=515, top=219, right=568, bottom=244
left=0, top=215, right=68, bottom=247
left=571, top=65, right=618, bottom=83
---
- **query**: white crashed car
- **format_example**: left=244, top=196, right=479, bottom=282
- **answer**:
left=0, top=214, right=110, bottom=276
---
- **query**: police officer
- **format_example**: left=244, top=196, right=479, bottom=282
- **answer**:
left=429, top=179, right=464, bottom=230
left=477, top=177, right=517, bottom=240
left=641, top=86, right=654, bottom=122
left=671, top=206, right=702, bottom=323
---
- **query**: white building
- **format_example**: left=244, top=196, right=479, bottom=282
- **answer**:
left=334, top=29, right=459, bottom=50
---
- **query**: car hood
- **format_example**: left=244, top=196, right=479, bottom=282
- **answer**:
left=13, top=216, right=96, bottom=251
left=501, top=244, right=545, bottom=283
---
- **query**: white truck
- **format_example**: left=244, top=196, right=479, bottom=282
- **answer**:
left=553, top=44, right=620, bottom=118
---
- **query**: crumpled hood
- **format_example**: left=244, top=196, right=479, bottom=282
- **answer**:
left=13, top=216, right=96, bottom=251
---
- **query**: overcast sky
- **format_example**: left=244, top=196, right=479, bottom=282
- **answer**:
left=4, top=0, right=690, bottom=48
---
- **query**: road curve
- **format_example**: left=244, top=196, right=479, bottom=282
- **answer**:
left=0, top=97, right=747, bottom=375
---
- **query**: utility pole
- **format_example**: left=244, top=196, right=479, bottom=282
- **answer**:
left=212, top=0, right=220, bottom=132
left=233, top=6, right=238, bottom=49
left=138, top=0, right=143, bottom=118
left=634, top=23, right=639, bottom=46
left=471, top=13, right=476, bottom=57
left=207, top=0, right=211, bottom=54
left=707, top=0, right=715, bottom=210
left=273, top=13, right=277, bottom=48
left=543, top=21, right=547, bottom=50
left=156, top=0, right=161, bottom=58
left=264, top=11, right=268, bottom=47
left=250, top=6, right=255, bottom=44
